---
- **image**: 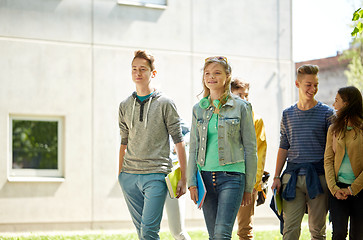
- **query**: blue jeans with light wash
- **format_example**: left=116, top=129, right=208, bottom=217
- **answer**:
left=118, top=172, right=167, bottom=240
left=201, top=171, right=245, bottom=240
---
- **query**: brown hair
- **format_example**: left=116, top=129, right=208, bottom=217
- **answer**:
left=231, top=77, right=250, bottom=91
left=330, top=86, right=363, bottom=139
left=296, top=64, right=319, bottom=81
left=132, top=50, right=155, bottom=71
left=201, top=57, right=232, bottom=107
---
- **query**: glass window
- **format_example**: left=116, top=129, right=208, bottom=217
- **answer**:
left=10, top=116, right=63, bottom=179
left=117, top=0, right=167, bottom=9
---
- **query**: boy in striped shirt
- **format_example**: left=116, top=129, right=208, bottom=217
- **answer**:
left=271, top=64, right=334, bottom=240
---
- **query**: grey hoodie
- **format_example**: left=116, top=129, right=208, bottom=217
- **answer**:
left=118, top=91, right=183, bottom=174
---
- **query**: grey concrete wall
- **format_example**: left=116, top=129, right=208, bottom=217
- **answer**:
left=316, top=67, right=348, bottom=107
left=0, top=0, right=293, bottom=232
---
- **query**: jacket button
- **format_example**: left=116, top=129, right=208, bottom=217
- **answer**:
left=202, top=137, right=205, bottom=141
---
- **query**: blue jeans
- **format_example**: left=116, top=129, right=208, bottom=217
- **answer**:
left=118, top=172, right=167, bottom=240
left=201, top=171, right=245, bottom=240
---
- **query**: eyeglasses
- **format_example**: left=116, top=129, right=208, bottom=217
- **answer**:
left=205, top=56, right=228, bottom=63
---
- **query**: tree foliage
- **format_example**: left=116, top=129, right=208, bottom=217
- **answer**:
left=341, top=35, right=363, bottom=91
left=341, top=6, right=363, bottom=91
left=351, top=8, right=363, bottom=37
left=12, top=120, right=58, bottom=169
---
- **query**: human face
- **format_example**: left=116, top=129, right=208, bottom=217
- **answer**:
left=333, top=93, right=346, bottom=112
left=131, top=58, right=155, bottom=86
left=232, top=87, right=249, bottom=101
left=296, top=75, right=318, bottom=101
left=204, top=62, right=227, bottom=93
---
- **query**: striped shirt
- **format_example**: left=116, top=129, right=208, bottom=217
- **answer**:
left=279, top=101, right=334, bottom=165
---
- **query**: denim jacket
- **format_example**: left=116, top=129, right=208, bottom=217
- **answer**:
left=187, top=95, right=257, bottom=193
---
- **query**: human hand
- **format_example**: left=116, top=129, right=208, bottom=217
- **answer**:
left=189, top=186, right=198, bottom=204
left=271, top=178, right=281, bottom=193
left=241, top=192, right=252, bottom=207
left=176, top=178, right=186, bottom=198
left=340, top=188, right=351, bottom=197
left=334, top=189, right=348, bottom=200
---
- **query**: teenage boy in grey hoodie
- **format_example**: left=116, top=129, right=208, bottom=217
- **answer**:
left=118, top=50, right=187, bottom=240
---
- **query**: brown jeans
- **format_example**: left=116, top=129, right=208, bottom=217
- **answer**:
left=236, top=190, right=258, bottom=240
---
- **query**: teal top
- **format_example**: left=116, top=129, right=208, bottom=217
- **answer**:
left=199, top=112, right=245, bottom=173
left=137, top=92, right=153, bottom=102
left=337, top=126, right=356, bottom=184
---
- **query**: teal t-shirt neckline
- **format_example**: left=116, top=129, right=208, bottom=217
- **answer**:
left=137, top=92, right=153, bottom=102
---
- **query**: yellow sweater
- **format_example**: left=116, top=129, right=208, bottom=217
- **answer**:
left=253, top=112, right=267, bottom=191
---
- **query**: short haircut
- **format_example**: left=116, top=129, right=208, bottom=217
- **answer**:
left=133, top=50, right=155, bottom=71
left=231, top=77, right=250, bottom=91
left=297, top=64, right=319, bottom=81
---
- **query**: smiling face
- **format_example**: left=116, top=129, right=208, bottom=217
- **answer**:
left=131, top=57, right=156, bottom=87
left=333, top=93, right=346, bottom=112
left=296, top=74, right=319, bottom=101
left=203, top=62, right=228, bottom=93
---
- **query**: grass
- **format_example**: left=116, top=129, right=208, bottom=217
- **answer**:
left=0, top=227, right=332, bottom=240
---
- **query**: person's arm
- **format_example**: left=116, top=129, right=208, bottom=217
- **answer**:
left=118, top=103, right=128, bottom=175
left=187, top=107, right=199, bottom=204
left=254, top=117, right=267, bottom=191
left=271, top=148, right=287, bottom=193
left=324, top=127, right=340, bottom=197
left=271, top=113, right=288, bottom=193
left=240, top=103, right=257, bottom=206
left=119, top=144, right=127, bottom=174
left=174, top=141, right=187, bottom=198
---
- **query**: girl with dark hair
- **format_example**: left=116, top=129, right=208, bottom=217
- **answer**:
left=324, top=86, right=363, bottom=240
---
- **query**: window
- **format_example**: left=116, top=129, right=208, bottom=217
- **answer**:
left=9, top=116, right=64, bottom=180
left=117, top=0, right=167, bottom=9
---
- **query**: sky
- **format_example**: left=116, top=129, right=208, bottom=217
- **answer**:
left=293, top=0, right=361, bottom=62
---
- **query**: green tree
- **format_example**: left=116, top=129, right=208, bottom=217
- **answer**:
left=340, top=6, right=363, bottom=91
left=341, top=35, right=363, bottom=91
left=12, top=120, right=58, bottom=169
left=351, top=8, right=363, bottom=37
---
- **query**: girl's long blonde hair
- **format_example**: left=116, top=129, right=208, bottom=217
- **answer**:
left=201, top=57, right=232, bottom=107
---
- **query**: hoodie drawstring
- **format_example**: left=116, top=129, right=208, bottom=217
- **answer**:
left=130, top=98, right=136, bottom=129
left=144, top=96, right=152, bottom=128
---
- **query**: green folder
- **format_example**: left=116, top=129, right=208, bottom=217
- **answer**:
left=165, top=166, right=181, bottom=198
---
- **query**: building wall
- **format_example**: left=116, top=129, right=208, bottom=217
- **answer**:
left=0, top=0, right=293, bottom=231
left=316, top=67, right=348, bottom=107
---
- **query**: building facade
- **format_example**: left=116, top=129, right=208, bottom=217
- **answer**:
left=0, top=0, right=293, bottom=232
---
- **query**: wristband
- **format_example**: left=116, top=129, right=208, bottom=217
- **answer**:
left=273, top=176, right=281, bottom=180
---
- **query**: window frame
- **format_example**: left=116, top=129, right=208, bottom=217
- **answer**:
left=8, top=115, right=64, bottom=181
left=117, top=0, right=167, bottom=9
